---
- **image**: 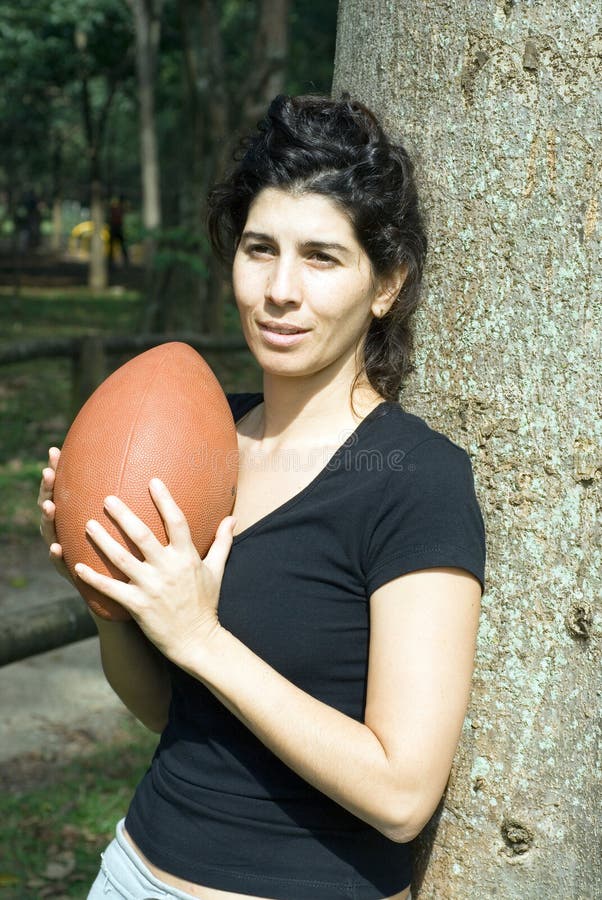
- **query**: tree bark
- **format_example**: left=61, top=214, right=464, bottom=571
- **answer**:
left=77, top=29, right=122, bottom=292
left=127, top=0, right=163, bottom=273
left=50, top=138, right=63, bottom=252
left=81, top=73, right=108, bottom=291
left=89, top=174, right=107, bottom=290
left=0, top=595, right=96, bottom=668
left=242, top=0, right=290, bottom=124
left=334, top=2, right=601, bottom=898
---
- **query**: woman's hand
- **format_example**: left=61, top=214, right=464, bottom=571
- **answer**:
left=73, top=478, right=237, bottom=666
left=38, top=447, right=75, bottom=586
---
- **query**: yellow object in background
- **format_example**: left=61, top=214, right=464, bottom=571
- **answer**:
left=69, top=221, right=110, bottom=258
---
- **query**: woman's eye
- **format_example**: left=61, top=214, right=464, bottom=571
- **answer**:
left=309, top=252, right=335, bottom=265
left=249, top=244, right=274, bottom=256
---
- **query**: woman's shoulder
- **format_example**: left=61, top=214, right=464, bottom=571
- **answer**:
left=225, top=392, right=264, bottom=423
left=367, top=401, right=470, bottom=462
left=362, top=404, right=487, bottom=596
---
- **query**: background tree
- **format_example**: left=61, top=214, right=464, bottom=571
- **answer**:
left=334, top=2, right=600, bottom=897
left=127, top=0, right=163, bottom=285
left=0, top=4, right=79, bottom=244
left=146, top=0, right=291, bottom=334
left=71, top=0, right=134, bottom=289
left=0, top=0, right=338, bottom=328
left=137, top=0, right=336, bottom=333
left=0, top=0, right=135, bottom=289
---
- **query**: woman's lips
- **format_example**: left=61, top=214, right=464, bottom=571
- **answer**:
left=258, top=324, right=309, bottom=347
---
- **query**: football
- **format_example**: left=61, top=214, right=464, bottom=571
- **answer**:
left=54, top=342, right=238, bottom=620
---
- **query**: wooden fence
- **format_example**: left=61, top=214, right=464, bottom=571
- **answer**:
left=0, top=332, right=249, bottom=414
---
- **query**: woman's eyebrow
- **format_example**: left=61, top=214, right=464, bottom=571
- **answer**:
left=240, top=230, right=273, bottom=243
left=240, top=232, right=352, bottom=258
left=301, top=240, right=351, bottom=257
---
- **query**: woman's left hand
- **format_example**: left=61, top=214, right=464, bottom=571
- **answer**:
left=74, top=478, right=236, bottom=666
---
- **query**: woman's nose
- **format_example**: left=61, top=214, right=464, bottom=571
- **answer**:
left=265, top=257, right=301, bottom=306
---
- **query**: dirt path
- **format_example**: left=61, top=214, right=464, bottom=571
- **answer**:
left=0, top=535, right=130, bottom=792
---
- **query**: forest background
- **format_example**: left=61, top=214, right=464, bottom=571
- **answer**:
left=0, top=0, right=337, bottom=332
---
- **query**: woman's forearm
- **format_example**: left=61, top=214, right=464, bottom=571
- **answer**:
left=92, top=612, right=171, bottom=733
left=177, top=625, right=417, bottom=842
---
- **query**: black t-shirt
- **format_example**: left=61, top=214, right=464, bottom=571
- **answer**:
left=125, top=393, right=487, bottom=899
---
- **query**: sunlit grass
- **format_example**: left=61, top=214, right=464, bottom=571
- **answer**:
left=0, top=719, right=157, bottom=900
left=0, top=286, right=144, bottom=341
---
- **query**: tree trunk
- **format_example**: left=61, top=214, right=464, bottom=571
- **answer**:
left=51, top=138, right=63, bottom=252
left=80, top=67, right=108, bottom=291
left=0, top=595, right=96, bottom=668
left=89, top=175, right=107, bottom=290
left=77, top=36, right=117, bottom=293
left=242, top=0, right=290, bottom=123
left=334, top=3, right=600, bottom=898
left=51, top=195, right=63, bottom=252
left=128, top=0, right=163, bottom=273
left=176, top=0, right=290, bottom=336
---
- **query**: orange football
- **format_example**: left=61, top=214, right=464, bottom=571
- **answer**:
left=54, top=342, right=238, bottom=620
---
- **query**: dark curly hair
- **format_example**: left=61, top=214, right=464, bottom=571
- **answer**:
left=207, top=93, right=427, bottom=402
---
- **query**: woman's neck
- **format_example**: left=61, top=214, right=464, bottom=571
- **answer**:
left=247, top=372, right=384, bottom=451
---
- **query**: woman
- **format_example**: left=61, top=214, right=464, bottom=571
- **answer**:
left=38, top=94, right=486, bottom=900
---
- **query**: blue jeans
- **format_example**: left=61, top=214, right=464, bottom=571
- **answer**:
left=87, top=818, right=201, bottom=899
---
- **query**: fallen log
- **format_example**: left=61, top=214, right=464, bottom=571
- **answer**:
left=0, top=595, right=97, bottom=667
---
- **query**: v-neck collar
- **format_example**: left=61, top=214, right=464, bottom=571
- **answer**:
left=232, top=398, right=393, bottom=544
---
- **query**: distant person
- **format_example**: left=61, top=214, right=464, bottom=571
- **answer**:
left=14, top=190, right=41, bottom=251
left=108, top=194, right=128, bottom=266
left=25, top=190, right=41, bottom=249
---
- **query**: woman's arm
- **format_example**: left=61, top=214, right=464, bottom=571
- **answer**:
left=181, top=567, right=481, bottom=842
left=74, top=481, right=481, bottom=842
left=38, top=450, right=172, bottom=733
left=90, top=612, right=171, bottom=733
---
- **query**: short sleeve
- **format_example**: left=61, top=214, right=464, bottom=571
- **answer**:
left=365, top=437, right=487, bottom=597
left=225, top=392, right=263, bottom=423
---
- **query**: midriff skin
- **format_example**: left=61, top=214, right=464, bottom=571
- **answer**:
left=123, top=826, right=411, bottom=900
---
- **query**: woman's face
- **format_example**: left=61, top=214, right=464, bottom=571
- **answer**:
left=232, top=187, right=392, bottom=383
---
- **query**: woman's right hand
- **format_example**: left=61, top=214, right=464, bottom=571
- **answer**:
left=38, top=450, right=172, bottom=730
left=38, top=447, right=74, bottom=585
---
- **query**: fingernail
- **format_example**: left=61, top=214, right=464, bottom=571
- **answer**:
left=74, top=563, right=84, bottom=574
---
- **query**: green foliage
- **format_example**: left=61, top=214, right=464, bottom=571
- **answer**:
left=0, top=0, right=135, bottom=203
left=139, top=226, right=210, bottom=278
left=287, top=0, right=338, bottom=95
left=0, top=0, right=338, bottom=329
left=0, top=0, right=337, bottom=208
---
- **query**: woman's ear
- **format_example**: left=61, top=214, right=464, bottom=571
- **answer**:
left=371, top=264, right=408, bottom=319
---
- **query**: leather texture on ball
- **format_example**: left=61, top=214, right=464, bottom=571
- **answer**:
left=54, top=342, right=238, bottom=621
